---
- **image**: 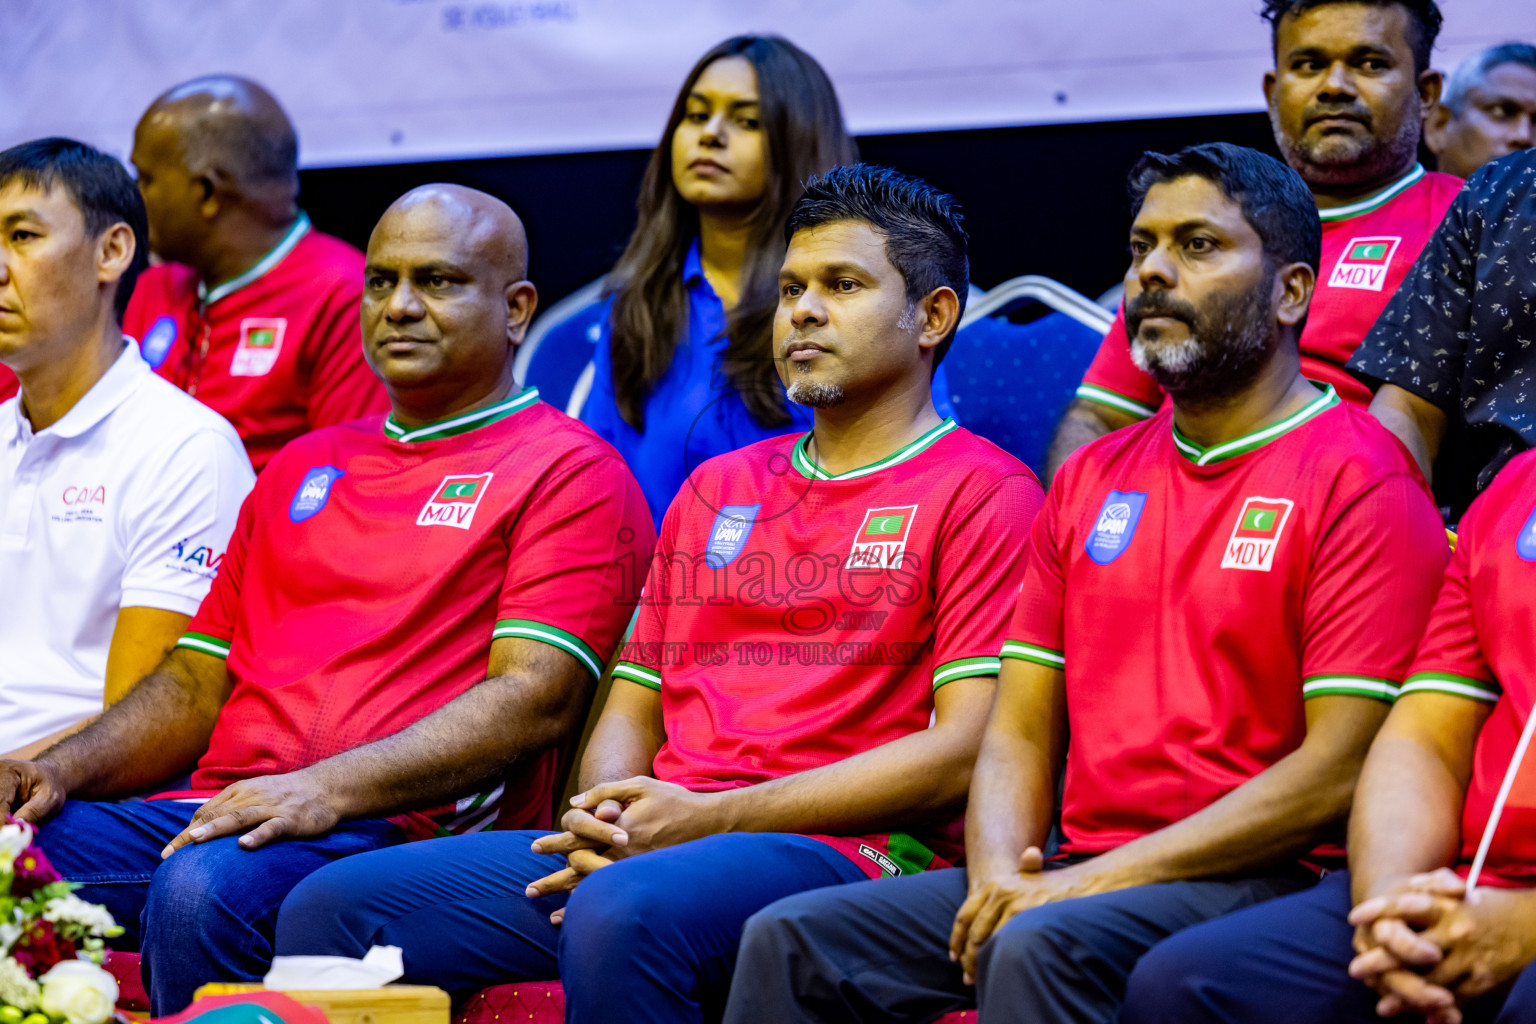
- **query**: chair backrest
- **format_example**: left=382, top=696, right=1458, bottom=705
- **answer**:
left=943, top=276, right=1111, bottom=475
left=515, top=277, right=609, bottom=413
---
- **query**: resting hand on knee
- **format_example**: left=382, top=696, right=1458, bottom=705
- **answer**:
left=526, top=803, right=628, bottom=915
left=0, top=759, right=68, bottom=824
left=161, top=770, right=340, bottom=856
left=949, top=846, right=1113, bottom=985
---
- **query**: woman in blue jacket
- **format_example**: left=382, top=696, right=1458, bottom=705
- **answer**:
left=583, top=35, right=951, bottom=527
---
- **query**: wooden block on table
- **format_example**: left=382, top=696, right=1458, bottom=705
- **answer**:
left=193, top=983, right=450, bottom=1024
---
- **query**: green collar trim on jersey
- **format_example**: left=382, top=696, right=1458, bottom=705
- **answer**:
left=1170, top=385, right=1339, bottom=466
left=383, top=387, right=540, bottom=443
left=790, top=418, right=957, bottom=481
left=1316, top=164, right=1424, bottom=223
left=200, top=213, right=312, bottom=306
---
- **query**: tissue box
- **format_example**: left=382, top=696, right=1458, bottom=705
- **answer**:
left=193, top=983, right=450, bottom=1024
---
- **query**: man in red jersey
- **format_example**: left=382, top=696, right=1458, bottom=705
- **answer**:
left=120, top=75, right=387, bottom=470
left=0, top=184, right=652, bottom=1015
left=725, top=144, right=1447, bottom=1024
left=1045, top=0, right=1458, bottom=485
left=271, top=165, right=1044, bottom=1024
left=1122, top=460, right=1536, bottom=1024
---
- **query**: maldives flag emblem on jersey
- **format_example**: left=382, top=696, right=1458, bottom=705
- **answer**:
left=846, top=505, right=919, bottom=570
left=417, top=473, right=494, bottom=530
left=231, top=317, right=287, bottom=376
left=1327, top=236, right=1402, bottom=292
left=1220, top=496, right=1295, bottom=572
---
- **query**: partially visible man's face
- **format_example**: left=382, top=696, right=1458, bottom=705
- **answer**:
left=1266, top=2, right=1427, bottom=189
left=0, top=181, right=116, bottom=372
left=774, top=220, right=924, bottom=409
left=130, top=112, right=204, bottom=263
left=361, top=197, right=518, bottom=400
left=1123, top=176, right=1280, bottom=406
left=1427, top=62, right=1536, bottom=178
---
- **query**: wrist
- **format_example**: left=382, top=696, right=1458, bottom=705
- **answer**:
left=700, top=787, right=742, bottom=836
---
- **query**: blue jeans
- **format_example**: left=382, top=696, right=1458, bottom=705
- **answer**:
left=276, top=830, right=868, bottom=1024
left=1122, top=870, right=1536, bottom=1024
left=36, top=799, right=403, bottom=1015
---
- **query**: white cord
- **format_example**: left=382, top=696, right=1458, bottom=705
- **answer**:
left=1465, top=699, right=1536, bottom=894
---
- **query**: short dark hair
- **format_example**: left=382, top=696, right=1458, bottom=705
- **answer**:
left=1260, top=0, right=1443, bottom=74
left=1129, top=142, right=1322, bottom=272
left=0, top=138, right=149, bottom=322
left=787, top=164, right=969, bottom=366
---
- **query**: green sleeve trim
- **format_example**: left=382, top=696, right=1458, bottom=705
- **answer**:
left=612, top=661, right=662, bottom=691
left=1399, top=672, right=1501, bottom=704
left=999, top=641, right=1065, bottom=670
left=932, top=656, right=1002, bottom=690
left=1075, top=384, right=1157, bottom=419
left=176, top=632, right=232, bottom=659
left=492, top=619, right=602, bottom=678
left=1301, top=675, right=1399, bottom=703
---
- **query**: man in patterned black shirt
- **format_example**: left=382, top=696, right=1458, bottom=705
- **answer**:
left=1348, top=149, right=1536, bottom=517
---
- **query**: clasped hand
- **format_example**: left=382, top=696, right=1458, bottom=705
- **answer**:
left=524, top=777, right=718, bottom=924
left=1349, top=869, right=1536, bottom=1024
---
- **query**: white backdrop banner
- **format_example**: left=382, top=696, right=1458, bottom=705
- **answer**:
left=3, top=0, right=1531, bottom=167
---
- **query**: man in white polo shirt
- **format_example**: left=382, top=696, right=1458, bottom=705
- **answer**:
left=0, top=138, right=252, bottom=758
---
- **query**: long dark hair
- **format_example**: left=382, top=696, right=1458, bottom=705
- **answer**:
left=606, top=36, right=858, bottom=430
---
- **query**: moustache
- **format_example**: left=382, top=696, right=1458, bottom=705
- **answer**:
left=1305, top=104, right=1372, bottom=127
left=1125, top=291, right=1200, bottom=332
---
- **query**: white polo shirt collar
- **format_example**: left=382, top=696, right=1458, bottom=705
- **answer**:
left=10, top=339, right=143, bottom=442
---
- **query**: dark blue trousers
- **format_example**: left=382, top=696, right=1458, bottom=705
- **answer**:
left=1121, top=870, right=1536, bottom=1024
left=275, top=829, right=868, bottom=1024
left=36, top=799, right=403, bottom=1016
left=723, top=864, right=1310, bottom=1024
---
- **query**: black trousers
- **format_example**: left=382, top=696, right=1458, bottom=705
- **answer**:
left=722, top=864, right=1309, bottom=1024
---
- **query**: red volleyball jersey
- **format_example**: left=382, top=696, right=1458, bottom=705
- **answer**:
left=1076, top=166, right=1462, bottom=419
left=170, top=389, right=654, bottom=839
left=1005, top=388, right=1447, bottom=857
left=1399, top=449, right=1536, bottom=888
left=0, top=368, right=14, bottom=404
left=123, top=217, right=389, bottom=471
left=612, top=420, right=1043, bottom=878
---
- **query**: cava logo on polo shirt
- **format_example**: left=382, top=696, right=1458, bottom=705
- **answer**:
left=846, top=505, right=919, bottom=570
left=705, top=504, right=760, bottom=568
left=230, top=317, right=287, bottom=377
left=289, top=465, right=346, bottom=523
left=418, top=473, right=494, bottom=530
left=1086, top=490, right=1147, bottom=565
left=1327, top=236, right=1402, bottom=292
left=1221, top=496, right=1295, bottom=572
left=1518, top=504, right=1536, bottom=562
left=139, top=315, right=178, bottom=369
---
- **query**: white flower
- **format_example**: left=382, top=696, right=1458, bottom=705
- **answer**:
left=41, top=897, right=118, bottom=937
left=0, top=824, right=33, bottom=868
left=0, top=955, right=40, bottom=1011
left=39, top=960, right=116, bottom=1024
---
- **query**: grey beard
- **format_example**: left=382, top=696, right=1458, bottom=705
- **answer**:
left=1128, top=284, right=1277, bottom=407
left=787, top=380, right=847, bottom=408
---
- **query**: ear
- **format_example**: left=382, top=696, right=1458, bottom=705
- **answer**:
left=1262, top=70, right=1278, bottom=109
left=1417, top=68, right=1444, bottom=112
left=504, top=280, right=539, bottom=347
left=96, top=221, right=137, bottom=303
left=914, top=286, right=962, bottom=354
left=1273, top=260, right=1315, bottom=330
left=194, top=167, right=229, bottom=221
left=1423, top=99, right=1453, bottom=155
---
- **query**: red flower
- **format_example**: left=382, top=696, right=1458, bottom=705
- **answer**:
left=10, top=846, right=61, bottom=897
left=11, top=920, right=76, bottom=976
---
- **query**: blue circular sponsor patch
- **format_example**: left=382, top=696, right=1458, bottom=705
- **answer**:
left=140, top=315, right=178, bottom=369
